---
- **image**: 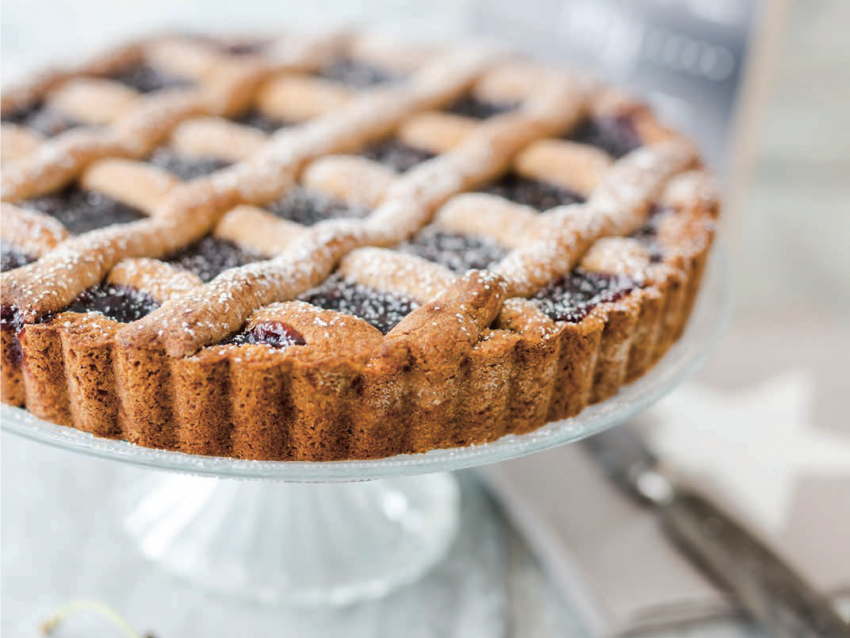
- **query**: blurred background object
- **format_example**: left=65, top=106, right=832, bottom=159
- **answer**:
left=731, top=0, right=849, bottom=319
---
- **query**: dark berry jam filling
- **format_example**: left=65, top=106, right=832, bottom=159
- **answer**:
left=24, top=186, right=147, bottom=235
left=148, top=147, right=232, bottom=181
left=64, top=283, right=160, bottom=323
left=360, top=138, right=435, bottom=172
left=224, top=321, right=306, bottom=349
left=1, top=101, right=81, bottom=137
left=233, top=108, right=292, bottom=134
left=266, top=187, right=369, bottom=226
left=480, top=173, right=585, bottom=211
left=401, top=230, right=508, bottom=273
left=1, top=241, right=37, bottom=272
left=108, top=63, right=192, bottom=94
left=300, top=274, right=419, bottom=335
left=445, top=95, right=516, bottom=120
left=630, top=204, right=673, bottom=262
left=164, top=236, right=264, bottom=283
left=568, top=115, right=643, bottom=159
left=215, top=39, right=269, bottom=56
left=532, top=270, right=636, bottom=323
left=317, top=57, right=400, bottom=89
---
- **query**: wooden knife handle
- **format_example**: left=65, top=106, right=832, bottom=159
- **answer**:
left=660, top=490, right=850, bottom=638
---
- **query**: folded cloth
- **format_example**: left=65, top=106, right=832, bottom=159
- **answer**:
left=486, top=443, right=731, bottom=637
left=483, top=317, right=850, bottom=637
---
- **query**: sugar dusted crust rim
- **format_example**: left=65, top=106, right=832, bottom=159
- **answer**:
left=1, top=31, right=719, bottom=461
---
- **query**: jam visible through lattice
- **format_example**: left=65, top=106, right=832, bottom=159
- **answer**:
left=164, top=236, right=264, bottom=283
left=317, top=57, right=400, bottom=89
left=480, top=173, right=585, bottom=211
left=108, top=63, right=192, bottom=93
left=445, top=94, right=516, bottom=120
left=402, top=230, right=508, bottom=273
left=225, top=321, right=306, bottom=349
left=214, top=39, right=269, bottom=56
left=233, top=108, right=292, bottom=134
left=568, top=115, right=643, bottom=159
left=64, top=283, right=160, bottom=323
left=360, top=138, right=435, bottom=172
left=300, top=274, right=419, bottom=335
left=266, top=187, right=369, bottom=226
left=633, top=206, right=673, bottom=262
left=24, top=187, right=147, bottom=235
left=532, top=270, right=636, bottom=323
left=148, top=147, right=232, bottom=181
left=1, top=101, right=81, bottom=137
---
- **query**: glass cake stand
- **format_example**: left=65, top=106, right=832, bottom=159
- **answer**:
left=1, top=251, right=730, bottom=607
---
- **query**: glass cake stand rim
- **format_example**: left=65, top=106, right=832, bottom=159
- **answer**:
left=1, top=250, right=731, bottom=483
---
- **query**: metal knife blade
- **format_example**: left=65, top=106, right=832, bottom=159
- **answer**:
left=583, top=425, right=850, bottom=638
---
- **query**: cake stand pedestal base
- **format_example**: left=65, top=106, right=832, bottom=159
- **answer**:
left=118, top=471, right=460, bottom=606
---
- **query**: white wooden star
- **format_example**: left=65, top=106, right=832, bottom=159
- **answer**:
left=646, top=369, right=850, bottom=534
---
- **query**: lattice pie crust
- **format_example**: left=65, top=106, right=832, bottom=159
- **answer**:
left=1, top=31, right=718, bottom=460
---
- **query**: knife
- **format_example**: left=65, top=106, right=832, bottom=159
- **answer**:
left=583, top=425, right=850, bottom=638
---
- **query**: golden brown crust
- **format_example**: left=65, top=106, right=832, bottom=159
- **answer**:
left=1, top=32, right=719, bottom=461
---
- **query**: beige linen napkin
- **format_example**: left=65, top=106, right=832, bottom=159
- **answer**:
left=484, top=316, right=850, bottom=636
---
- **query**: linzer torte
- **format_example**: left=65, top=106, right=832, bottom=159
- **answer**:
left=0, top=31, right=718, bottom=460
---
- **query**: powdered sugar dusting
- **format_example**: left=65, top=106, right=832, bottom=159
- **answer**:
left=400, top=228, right=507, bottom=273
left=265, top=185, right=369, bottom=226
left=300, top=274, right=419, bottom=335
left=531, top=270, right=636, bottom=323
left=495, top=141, right=697, bottom=296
